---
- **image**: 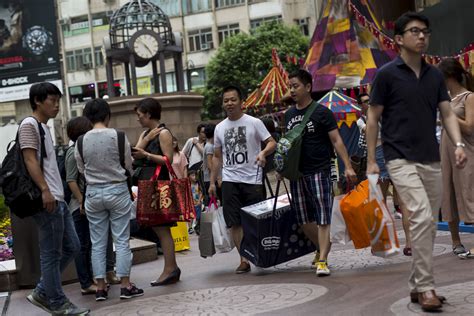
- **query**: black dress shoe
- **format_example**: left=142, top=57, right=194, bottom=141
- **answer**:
left=150, top=268, right=181, bottom=286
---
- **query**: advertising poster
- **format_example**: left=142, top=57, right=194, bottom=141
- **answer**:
left=0, top=0, right=62, bottom=102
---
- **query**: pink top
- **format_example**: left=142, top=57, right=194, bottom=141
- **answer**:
left=171, top=151, right=188, bottom=179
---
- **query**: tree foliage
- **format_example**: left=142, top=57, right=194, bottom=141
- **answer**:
left=203, top=22, right=309, bottom=119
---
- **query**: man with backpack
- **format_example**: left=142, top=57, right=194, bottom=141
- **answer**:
left=283, top=70, right=356, bottom=276
left=209, top=85, right=276, bottom=274
left=18, top=82, right=89, bottom=315
left=182, top=123, right=206, bottom=170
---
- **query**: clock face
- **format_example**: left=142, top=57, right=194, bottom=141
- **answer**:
left=133, top=34, right=159, bottom=59
left=23, top=26, right=52, bottom=56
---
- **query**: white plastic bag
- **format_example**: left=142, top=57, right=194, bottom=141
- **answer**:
left=210, top=202, right=235, bottom=253
left=367, top=174, right=400, bottom=258
left=330, top=195, right=351, bottom=245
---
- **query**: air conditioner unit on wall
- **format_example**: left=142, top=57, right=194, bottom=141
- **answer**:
left=103, top=0, right=116, bottom=4
left=201, top=43, right=209, bottom=50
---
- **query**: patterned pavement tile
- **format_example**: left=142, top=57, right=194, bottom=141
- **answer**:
left=390, top=281, right=474, bottom=315
left=92, top=283, right=327, bottom=316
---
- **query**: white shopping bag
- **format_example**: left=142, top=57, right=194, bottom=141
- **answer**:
left=330, top=195, right=351, bottom=245
left=367, top=174, right=400, bottom=258
left=210, top=202, right=235, bottom=253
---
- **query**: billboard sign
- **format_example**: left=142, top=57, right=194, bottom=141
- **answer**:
left=0, top=0, right=62, bottom=102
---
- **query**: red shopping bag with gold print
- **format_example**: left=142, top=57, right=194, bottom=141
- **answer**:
left=137, top=157, right=194, bottom=226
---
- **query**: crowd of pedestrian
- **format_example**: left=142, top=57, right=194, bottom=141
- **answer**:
left=11, top=10, right=473, bottom=316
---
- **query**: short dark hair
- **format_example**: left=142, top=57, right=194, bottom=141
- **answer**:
left=438, top=58, right=474, bottom=91
left=67, top=116, right=93, bottom=142
left=134, top=98, right=162, bottom=120
left=29, top=82, right=62, bottom=110
left=260, top=118, right=276, bottom=135
left=204, top=123, right=216, bottom=139
left=394, top=12, right=430, bottom=36
left=356, top=93, right=369, bottom=104
left=197, top=123, right=206, bottom=134
left=289, top=69, right=313, bottom=89
left=222, top=85, right=243, bottom=101
left=83, top=99, right=111, bottom=124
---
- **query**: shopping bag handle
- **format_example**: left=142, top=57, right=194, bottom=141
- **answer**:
left=208, top=196, right=218, bottom=209
left=150, top=155, right=176, bottom=181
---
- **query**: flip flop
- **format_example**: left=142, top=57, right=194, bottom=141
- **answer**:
left=458, top=251, right=474, bottom=259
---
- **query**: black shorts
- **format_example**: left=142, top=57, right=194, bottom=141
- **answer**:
left=221, top=182, right=264, bottom=227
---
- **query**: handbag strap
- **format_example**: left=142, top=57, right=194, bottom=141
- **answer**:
left=150, top=155, right=176, bottom=181
left=299, top=102, right=318, bottom=131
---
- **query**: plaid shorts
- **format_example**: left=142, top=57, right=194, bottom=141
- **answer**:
left=290, top=171, right=333, bottom=225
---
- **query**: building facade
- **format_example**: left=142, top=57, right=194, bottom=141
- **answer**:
left=58, top=0, right=323, bottom=118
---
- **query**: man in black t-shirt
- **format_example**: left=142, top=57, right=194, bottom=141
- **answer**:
left=366, top=12, right=467, bottom=312
left=283, top=70, right=356, bottom=277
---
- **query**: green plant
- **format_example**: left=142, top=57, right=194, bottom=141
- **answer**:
left=203, top=22, right=308, bottom=118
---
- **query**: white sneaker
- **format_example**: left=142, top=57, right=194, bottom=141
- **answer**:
left=316, top=261, right=330, bottom=276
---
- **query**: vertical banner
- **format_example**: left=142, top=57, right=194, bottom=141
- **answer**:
left=0, top=0, right=62, bottom=102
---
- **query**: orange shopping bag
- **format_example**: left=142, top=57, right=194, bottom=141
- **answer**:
left=364, top=175, right=400, bottom=258
left=339, top=180, right=371, bottom=249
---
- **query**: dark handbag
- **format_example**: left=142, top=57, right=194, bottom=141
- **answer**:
left=240, top=181, right=316, bottom=268
left=136, top=157, right=194, bottom=227
left=0, top=118, right=46, bottom=218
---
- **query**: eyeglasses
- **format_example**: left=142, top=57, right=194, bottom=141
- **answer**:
left=402, top=27, right=432, bottom=37
left=360, top=99, right=370, bottom=104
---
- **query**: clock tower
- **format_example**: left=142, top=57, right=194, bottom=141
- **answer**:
left=104, top=0, right=185, bottom=96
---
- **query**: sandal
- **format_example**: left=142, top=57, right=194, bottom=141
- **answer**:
left=403, top=247, right=412, bottom=256
left=453, top=244, right=467, bottom=255
left=458, top=251, right=474, bottom=259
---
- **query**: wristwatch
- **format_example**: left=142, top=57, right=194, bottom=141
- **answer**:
left=455, top=142, right=466, bottom=148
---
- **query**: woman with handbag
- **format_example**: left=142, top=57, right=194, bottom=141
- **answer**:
left=132, top=98, right=181, bottom=286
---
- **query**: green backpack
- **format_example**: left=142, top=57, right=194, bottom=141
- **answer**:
left=274, top=102, right=317, bottom=181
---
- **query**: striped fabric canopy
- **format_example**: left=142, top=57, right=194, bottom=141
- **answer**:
left=317, top=90, right=361, bottom=127
left=243, top=49, right=289, bottom=113
left=304, top=0, right=397, bottom=92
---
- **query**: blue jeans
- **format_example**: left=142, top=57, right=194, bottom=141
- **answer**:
left=33, top=202, right=80, bottom=309
left=85, top=182, right=132, bottom=279
left=72, top=209, right=116, bottom=289
left=376, top=145, right=389, bottom=180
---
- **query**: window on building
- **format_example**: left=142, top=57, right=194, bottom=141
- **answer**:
left=94, top=47, right=104, bottom=67
left=151, top=0, right=181, bottom=16
left=188, top=28, right=213, bottom=52
left=182, top=0, right=211, bottom=15
left=65, top=48, right=93, bottom=72
left=250, top=15, right=282, bottom=30
left=190, top=67, right=206, bottom=89
left=98, top=81, right=122, bottom=98
left=69, top=84, right=96, bottom=104
left=215, top=0, right=245, bottom=8
left=91, top=12, right=109, bottom=29
left=218, top=23, right=239, bottom=44
left=295, top=18, right=309, bottom=36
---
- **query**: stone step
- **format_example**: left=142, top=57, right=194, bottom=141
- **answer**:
left=0, top=238, right=157, bottom=292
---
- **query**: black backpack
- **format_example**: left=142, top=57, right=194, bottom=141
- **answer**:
left=77, top=129, right=134, bottom=206
left=0, top=118, right=46, bottom=218
left=56, top=145, right=73, bottom=204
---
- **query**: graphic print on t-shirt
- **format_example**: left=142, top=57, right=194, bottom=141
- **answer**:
left=224, top=126, right=249, bottom=165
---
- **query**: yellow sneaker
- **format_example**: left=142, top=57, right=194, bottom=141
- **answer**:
left=311, top=251, right=320, bottom=269
left=316, top=260, right=330, bottom=276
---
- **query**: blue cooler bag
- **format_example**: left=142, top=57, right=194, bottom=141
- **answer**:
left=240, top=181, right=316, bottom=268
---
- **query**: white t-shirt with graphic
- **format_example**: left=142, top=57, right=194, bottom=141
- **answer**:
left=214, top=114, right=271, bottom=184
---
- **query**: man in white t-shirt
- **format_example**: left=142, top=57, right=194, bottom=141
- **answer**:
left=209, top=85, right=277, bottom=274
left=19, top=82, right=88, bottom=315
left=182, top=123, right=206, bottom=170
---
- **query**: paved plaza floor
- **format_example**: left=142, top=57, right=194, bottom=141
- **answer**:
left=3, top=217, right=474, bottom=316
